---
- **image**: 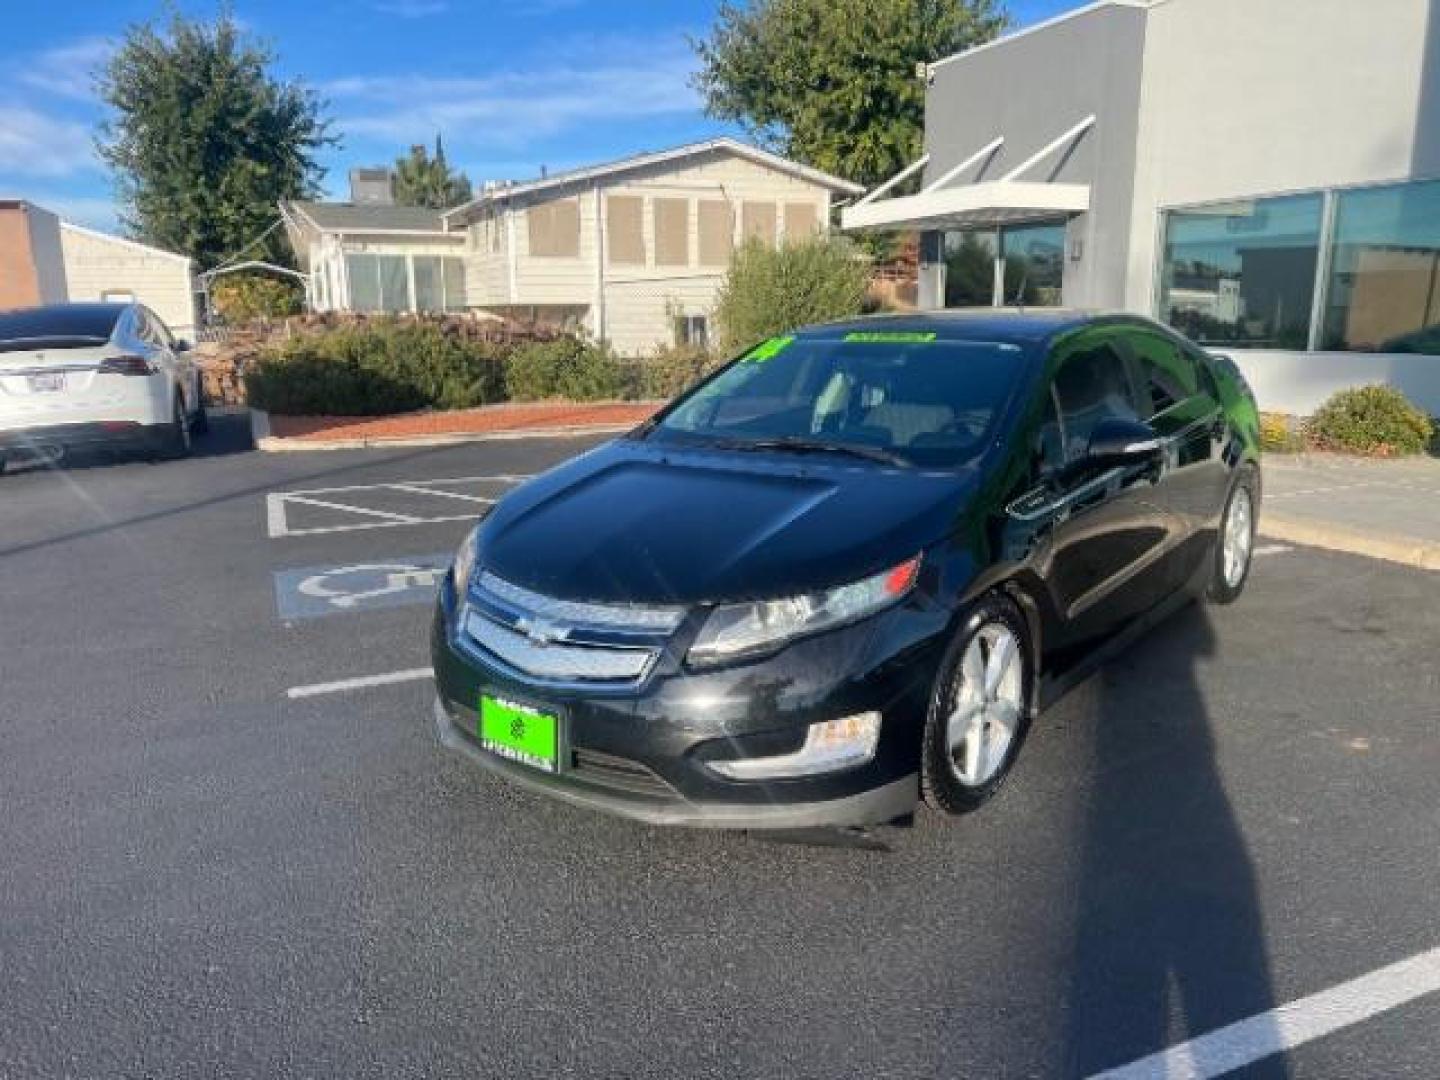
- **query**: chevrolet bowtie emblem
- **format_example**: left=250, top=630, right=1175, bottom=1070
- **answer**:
left=515, top=615, right=570, bottom=646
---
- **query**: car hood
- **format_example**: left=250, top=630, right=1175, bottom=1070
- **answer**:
left=477, top=440, right=977, bottom=604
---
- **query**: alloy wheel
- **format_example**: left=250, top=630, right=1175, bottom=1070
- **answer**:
left=946, top=623, right=1024, bottom=787
left=1223, top=486, right=1254, bottom=588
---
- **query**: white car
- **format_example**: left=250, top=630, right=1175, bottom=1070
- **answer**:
left=0, top=301, right=206, bottom=471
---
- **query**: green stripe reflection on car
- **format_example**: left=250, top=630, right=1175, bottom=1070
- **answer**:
left=843, top=331, right=938, bottom=344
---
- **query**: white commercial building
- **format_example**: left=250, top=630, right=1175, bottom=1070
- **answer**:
left=846, top=0, right=1440, bottom=414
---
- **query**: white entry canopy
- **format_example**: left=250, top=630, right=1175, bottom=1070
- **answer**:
left=843, top=116, right=1094, bottom=232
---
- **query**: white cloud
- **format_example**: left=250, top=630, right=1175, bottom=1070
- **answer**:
left=0, top=106, right=99, bottom=178
left=370, top=0, right=449, bottom=16
left=16, top=37, right=115, bottom=102
left=327, top=35, right=700, bottom=150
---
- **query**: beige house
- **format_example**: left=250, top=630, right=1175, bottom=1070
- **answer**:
left=0, top=200, right=196, bottom=334
left=285, top=140, right=862, bottom=355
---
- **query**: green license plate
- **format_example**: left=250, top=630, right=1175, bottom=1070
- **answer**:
left=479, top=694, right=559, bottom=773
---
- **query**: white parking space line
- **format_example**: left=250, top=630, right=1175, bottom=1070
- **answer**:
left=1253, top=544, right=1293, bottom=557
left=287, top=667, right=433, bottom=699
left=266, top=474, right=530, bottom=538
left=281, top=494, right=423, bottom=524
left=1088, top=946, right=1440, bottom=1080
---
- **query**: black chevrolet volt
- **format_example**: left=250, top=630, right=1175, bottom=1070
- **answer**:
left=431, top=311, right=1261, bottom=829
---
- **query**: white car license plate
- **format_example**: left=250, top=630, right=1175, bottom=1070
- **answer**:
left=27, top=372, right=65, bottom=393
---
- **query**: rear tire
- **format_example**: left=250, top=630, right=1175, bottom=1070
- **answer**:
left=191, top=392, right=209, bottom=437
left=1207, top=467, right=1258, bottom=605
left=156, top=395, right=193, bottom=460
left=921, top=594, right=1034, bottom=816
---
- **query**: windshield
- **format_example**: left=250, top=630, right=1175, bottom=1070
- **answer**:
left=647, top=334, right=1031, bottom=468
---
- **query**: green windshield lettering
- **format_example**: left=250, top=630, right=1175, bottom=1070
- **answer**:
left=744, top=336, right=795, bottom=362
left=843, top=331, right=938, bottom=344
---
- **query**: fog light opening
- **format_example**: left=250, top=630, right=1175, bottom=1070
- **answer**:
left=708, top=712, right=881, bottom=780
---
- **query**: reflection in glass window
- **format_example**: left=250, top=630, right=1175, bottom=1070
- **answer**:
left=413, top=256, right=443, bottom=312
left=944, top=230, right=997, bottom=307
left=1159, top=194, right=1322, bottom=349
left=1321, top=179, right=1440, bottom=355
left=443, top=258, right=466, bottom=312
left=1001, top=223, right=1065, bottom=306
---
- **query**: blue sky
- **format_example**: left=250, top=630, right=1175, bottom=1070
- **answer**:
left=0, top=0, right=1072, bottom=234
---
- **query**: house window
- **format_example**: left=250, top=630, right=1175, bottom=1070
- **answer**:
left=528, top=198, right=580, bottom=257
left=742, top=201, right=777, bottom=247
left=442, top=257, right=466, bottom=311
left=1321, top=178, right=1440, bottom=355
left=784, top=202, right=819, bottom=241
left=654, top=198, right=690, bottom=267
left=607, top=195, right=645, bottom=266
left=698, top=200, right=734, bottom=266
left=1159, top=193, right=1323, bottom=350
left=345, top=253, right=413, bottom=312
left=676, top=314, right=708, bottom=348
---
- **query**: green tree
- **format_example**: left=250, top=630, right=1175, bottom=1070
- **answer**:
left=393, top=135, right=473, bottom=209
left=97, top=11, right=333, bottom=269
left=692, top=0, right=1008, bottom=189
left=715, top=236, right=871, bottom=351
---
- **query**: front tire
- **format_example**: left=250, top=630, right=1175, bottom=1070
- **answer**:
left=921, top=594, right=1034, bottom=816
left=1207, top=468, right=1258, bottom=605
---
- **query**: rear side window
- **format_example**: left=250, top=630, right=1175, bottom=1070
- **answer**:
left=1051, top=340, right=1141, bottom=462
left=0, top=304, right=124, bottom=352
left=1128, top=330, right=1202, bottom=415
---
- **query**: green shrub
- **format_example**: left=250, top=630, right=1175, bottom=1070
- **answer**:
left=1306, top=385, right=1434, bottom=456
left=714, top=235, right=870, bottom=352
left=1259, top=412, right=1306, bottom=454
left=211, top=273, right=303, bottom=322
left=637, top=343, right=722, bottom=399
left=244, top=320, right=507, bottom=415
left=505, top=338, right=623, bottom=401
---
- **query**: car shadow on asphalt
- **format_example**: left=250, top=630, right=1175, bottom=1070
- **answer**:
left=1063, top=602, right=1289, bottom=1078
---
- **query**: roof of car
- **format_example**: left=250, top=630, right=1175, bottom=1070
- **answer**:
left=794, top=309, right=1143, bottom=345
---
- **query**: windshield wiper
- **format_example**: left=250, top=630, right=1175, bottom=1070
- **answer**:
left=735, top=436, right=911, bottom=468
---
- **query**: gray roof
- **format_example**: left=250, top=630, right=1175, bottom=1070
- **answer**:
left=285, top=200, right=449, bottom=234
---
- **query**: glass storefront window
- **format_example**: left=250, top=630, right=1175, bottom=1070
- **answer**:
left=944, top=230, right=998, bottom=307
left=1001, top=223, right=1065, bottom=306
left=942, top=223, right=1066, bottom=308
left=1159, top=193, right=1323, bottom=349
left=1321, top=178, right=1440, bottom=355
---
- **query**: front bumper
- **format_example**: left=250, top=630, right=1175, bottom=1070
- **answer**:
left=434, top=698, right=917, bottom=828
left=430, top=585, right=949, bottom=830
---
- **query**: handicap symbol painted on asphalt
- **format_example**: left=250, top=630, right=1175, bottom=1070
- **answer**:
left=274, top=554, right=452, bottom=620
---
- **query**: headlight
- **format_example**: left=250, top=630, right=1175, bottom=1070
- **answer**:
left=687, top=555, right=921, bottom=665
left=452, top=523, right=480, bottom=597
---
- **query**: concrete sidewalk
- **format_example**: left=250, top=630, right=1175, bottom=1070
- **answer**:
left=1261, top=453, right=1440, bottom=570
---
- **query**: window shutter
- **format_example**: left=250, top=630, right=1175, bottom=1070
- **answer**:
left=654, top=198, right=690, bottom=267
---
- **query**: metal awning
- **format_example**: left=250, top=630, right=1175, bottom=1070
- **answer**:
left=842, top=116, right=1094, bottom=232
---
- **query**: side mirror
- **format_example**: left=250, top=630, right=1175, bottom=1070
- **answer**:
left=1086, top=417, right=1163, bottom=464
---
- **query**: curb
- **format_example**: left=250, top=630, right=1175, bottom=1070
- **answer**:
left=249, top=409, right=637, bottom=452
left=1260, top=513, right=1440, bottom=571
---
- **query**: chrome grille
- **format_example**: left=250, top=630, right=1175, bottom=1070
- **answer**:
left=462, top=609, right=657, bottom=683
left=477, top=571, right=685, bottom=632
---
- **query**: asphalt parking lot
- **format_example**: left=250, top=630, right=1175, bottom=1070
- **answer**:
left=2, top=412, right=1438, bottom=1079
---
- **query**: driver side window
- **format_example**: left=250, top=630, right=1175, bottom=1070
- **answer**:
left=1050, top=340, right=1141, bottom=464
